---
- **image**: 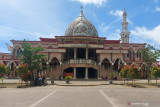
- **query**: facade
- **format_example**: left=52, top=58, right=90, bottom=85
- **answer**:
left=0, top=8, right=157, bottom=79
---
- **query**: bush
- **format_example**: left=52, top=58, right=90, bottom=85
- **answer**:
left=120, top=65, right=130, bottom=78
left=65, top=76, right=72, bottom=80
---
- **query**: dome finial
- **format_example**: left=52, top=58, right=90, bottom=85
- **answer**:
left=80, top=6, right=84, bottom=17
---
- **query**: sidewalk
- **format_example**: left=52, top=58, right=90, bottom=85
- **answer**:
left=2, top=79, right=160, bottom=86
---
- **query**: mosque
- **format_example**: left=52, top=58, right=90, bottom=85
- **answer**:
left=0, top=8, right=155, bottom=79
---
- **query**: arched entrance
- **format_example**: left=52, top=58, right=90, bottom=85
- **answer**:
left=101, top=58, right=112, bottom=71
left=6, top=61, right=17, bottom=78
left=113, top=58, right=124, bottom=73
left=88, top=68, right=97, bottom=78
left=49, top=57, right=60, bottom=70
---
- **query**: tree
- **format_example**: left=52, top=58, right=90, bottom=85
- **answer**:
left=18, top=41, right=46, bottom=73
left=16, top=64, right=28, bottom=86
left=128, top=66, right=141, bottom=86
left=120, top=65, right=130, bottom=84
left=151, top=66, right=160, bottom=85
left=0, top=63, right=8, bottom=84
left=142, top=44, right=160, bottom=84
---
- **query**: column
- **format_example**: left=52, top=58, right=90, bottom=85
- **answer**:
left=60, top=62, right=63, bottom=79
left=85, top=67, right=88, bottom=79
left=98, top=63, right=101, bottom=79
left=74, top=48, right=77, bottom=59
left=86, top=48, right=88, bottom=59
left=73, top=67, right=76, bottom=79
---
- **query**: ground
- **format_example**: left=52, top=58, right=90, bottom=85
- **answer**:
left=0, top=84, right=160, bottom=107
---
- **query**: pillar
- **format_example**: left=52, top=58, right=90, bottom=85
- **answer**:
left=60, top=62, right=63, bottom=79
left=86, top=48, right=88, bottom=59
left=74, top=48, right=77, bottom=59
left=85, top=67, right=88, bottom=79
left=73, top=67, right=76, bottom=79
left=98, top=63, right=101, bottom=79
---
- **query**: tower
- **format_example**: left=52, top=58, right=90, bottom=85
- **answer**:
left=120, top=9, right=130, bottom=43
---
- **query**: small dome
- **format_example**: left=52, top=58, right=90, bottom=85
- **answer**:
left=65, top=9, right=98, bottom=37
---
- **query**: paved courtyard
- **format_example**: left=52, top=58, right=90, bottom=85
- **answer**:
left=0, top=85, right=160, bottom=107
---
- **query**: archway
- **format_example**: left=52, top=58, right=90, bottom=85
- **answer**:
left=49, top=57, right=60, bottom=70
left=113, top=58, right=125, bottom=73
left=101, top=58, right=112, bottom=72
left=6, top=61, right=17, bottom=78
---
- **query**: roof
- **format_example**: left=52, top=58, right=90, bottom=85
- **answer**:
left=40, top=38, right=57, bottom=42
left=104, top=40, right=120, bottom=44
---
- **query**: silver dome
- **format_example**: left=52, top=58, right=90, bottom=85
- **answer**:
left=65, top=9, right=98, bottom=37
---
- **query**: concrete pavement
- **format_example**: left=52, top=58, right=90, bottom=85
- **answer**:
left=0, top=85, right=160, bottom=107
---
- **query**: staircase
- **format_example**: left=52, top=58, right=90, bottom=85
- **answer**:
left=45, top=59, right=121, bottom=80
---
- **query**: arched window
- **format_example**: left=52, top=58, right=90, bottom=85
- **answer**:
left=127, top=50, right=131, bottom=58
left=17, top=48, right=22, bottom=56
left=136, top=50, right=141, bottom=58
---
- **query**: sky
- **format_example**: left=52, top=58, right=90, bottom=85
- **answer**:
left=0, top=0, right=160, bottom=53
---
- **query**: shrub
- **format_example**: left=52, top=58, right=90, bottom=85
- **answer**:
left=65, top=76, right=72, bottom=80
left=120, top=65, right=130, bottom=78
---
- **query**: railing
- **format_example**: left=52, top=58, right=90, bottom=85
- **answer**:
left=64, top=59, right=99, bottom=66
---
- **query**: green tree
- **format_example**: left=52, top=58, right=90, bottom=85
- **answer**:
left=0, top=63, right=8, bottom=84
left=120, top=65, right=130, bottom=84
left=151, top=66, right=160, bottom=85
left=142, top=44, right=160, bottom=84
left=18, top=41, right=46, bottom=73
left=16, top=64, right=28, bottom=86
left=128, top=66, right=141, bottom=85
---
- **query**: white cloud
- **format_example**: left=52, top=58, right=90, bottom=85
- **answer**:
left=72, top=0, right=108, bottom=6
left=109, top=10, right=133, bottom=25
left=156, top=7, right=160, bottom=12
left=131, top=25, right=160, bottom=46
left=109, top=10, right=123, bottom=19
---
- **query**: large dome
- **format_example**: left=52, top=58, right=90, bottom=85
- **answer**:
left=65, top=9, right=98, bottom=37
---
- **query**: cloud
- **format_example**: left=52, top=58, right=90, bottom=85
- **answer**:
left=131, top=25, right=160, bottom=46
left=156, top=7, right=160, bottom=12
left=109, top=10, right=133, bottom=25
left=72, top=0, right=108, bottom=6
left=109, top=10, right=123, bottom=19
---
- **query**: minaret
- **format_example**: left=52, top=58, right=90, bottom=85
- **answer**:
left=120, top=9, right=130, bottom=43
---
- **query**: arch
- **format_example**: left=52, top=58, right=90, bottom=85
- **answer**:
left=36, top=44, right=43, bottom=48
left=47, top=45, right=53, bottom=49
left=128, top=46, right=136, bottom=53
left=101, top=57, right=113, bottom=64
left=13, top=44, right=23, bottom=50
left=113, top=58, right=125, bottom=64
left=6, top=61, right=17, bottom=67
left=49, top=57, right=60, bottom=63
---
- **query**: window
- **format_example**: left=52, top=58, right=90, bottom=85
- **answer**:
left=136, top=50, right=141, bottom=58
left=127, top=50, right=131, bottom=58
